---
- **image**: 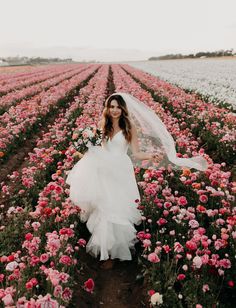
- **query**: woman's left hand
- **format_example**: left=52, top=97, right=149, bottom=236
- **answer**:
left=150, top=152, right=164, bottom=162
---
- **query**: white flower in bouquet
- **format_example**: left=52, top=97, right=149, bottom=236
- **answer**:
left=72, top=125, right=102, bottom=153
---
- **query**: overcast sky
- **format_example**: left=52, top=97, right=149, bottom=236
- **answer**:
left=0, top=0, right=236, bottom=61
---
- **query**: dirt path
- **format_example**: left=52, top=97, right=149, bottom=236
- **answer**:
left=70, top=69, right=148, bottom=307
left=72, top=225, right=148, bottom=308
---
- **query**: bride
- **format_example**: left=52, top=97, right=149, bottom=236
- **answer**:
left=66, top=92, right=208, bottom=269
left=66, top=93, right=162, bottom=268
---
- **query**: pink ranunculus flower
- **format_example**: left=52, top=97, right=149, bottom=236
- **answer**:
left=201, top=254, right=209, bottom=265
left=157, top=218, right=167, bottom=226
left=174, top=242, right=184, bottom=253
left=77, top=238, right=86, bottom=247
left=53, top=285, right=63, bottom=298
left=142, top=239, right=152, bottom=248
left=148, top=253, right=160, bottom=263
left=162, top=245, right=171, bottom=253
left=178, top=196, right=188, bottom=206
left=36, top=293, right=60, bottom=306
left=199, top=194, right=208, bottom=203
left=62, top=287, right=73, bottom=301
left=31, top=222, right=41, bottom=231
left=40, top=253, right=49, bottom=263
left=186, top=240, right=197, bottom=251
left=59, top=255, right=72, bottom=265
left=2, top=293, right=14, bottom=306
left=202, top=284, right=210, bottom=292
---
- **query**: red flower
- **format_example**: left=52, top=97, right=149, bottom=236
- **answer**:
left=148, top=289, right=156, bottom=296
left=39, top=201, right=48, bottom=207
left=84, top=278, right=95, bottom=293
left=186, top=240, right=197, bottom=251
left=196, top=205, right=206, bottom=213
left=157, top=218, right=167, bottom=226
left=25, top=233, right=33, bottom=241
left=7, top=255, right=15, bottom=262
left=137, top=205, right=145, bottom=210
left=25, top=281, right=34, bottom=289
left=43, top=208, right=52, bottom=216
left=163, top=245, right=171, bottom=253
left=228, top=280, right=234, bottom=288
left=177, top=274, right=186, bottom=280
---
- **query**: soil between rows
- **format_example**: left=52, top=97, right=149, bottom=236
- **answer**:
left=72, top=223, right=148, bottom=308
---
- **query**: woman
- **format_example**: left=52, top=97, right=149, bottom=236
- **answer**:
left=66, top=93, right=162, bottom=269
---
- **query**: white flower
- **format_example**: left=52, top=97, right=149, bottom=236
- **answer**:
left=6, top=261, right=18, bottom=271
left=151, top=292, right=163, bottom=306
left=189, top=219, right=199, bottom=228
left=7, top=206, right=16, bottom=214
left=193, top=255, right=202, bottom=269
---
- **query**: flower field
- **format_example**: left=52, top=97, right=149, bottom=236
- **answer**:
left=128, top=59, right=236, bottom=110
left=0, top=63, right=235, bottom=307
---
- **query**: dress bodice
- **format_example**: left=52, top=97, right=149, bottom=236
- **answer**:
left=102, top=130, right=129, bottom=154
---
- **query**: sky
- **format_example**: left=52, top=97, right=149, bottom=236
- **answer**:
left=0, top=0, right=236, bottom=61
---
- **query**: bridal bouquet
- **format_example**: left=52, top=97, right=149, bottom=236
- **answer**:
left=72, top=125, right=102, bottom=153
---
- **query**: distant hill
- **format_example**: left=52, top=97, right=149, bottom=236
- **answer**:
left=0, top=56, right=74, bottom=66
left=149, top=49, right=236, bottom=60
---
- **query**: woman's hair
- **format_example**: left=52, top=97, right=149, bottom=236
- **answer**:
left=101, top=94, right=132, bottom=143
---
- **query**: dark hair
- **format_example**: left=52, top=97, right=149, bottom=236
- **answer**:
left=101, top=94, right=132, bottom=143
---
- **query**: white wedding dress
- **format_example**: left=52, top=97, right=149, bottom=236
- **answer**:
left=66, top=130, right=142, bottom=261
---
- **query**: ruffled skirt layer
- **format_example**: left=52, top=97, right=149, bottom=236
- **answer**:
left=66, top=146, right=142, bottom=260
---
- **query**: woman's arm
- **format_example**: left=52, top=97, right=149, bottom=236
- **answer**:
left=130, top=123, right=163, bottom=161
left=97, top=120, right=102, bottom=130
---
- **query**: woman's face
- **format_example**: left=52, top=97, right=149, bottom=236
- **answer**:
left=108, top=99, right=122, bottom=120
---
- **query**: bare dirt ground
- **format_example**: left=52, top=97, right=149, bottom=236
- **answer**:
left=72, top=250, right=148, bottom=308
left=72, top=225, right=149, bottom=308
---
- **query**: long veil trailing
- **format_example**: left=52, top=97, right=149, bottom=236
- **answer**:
left=110, top=92, right=208, bottom=171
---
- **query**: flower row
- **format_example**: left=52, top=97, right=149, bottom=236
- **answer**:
left=129, top=59, right=236, bottom=109
left=0, top=65, right=74, bottom=96
left=0, top=65, right=87, bottom=114
left=0, top=65, right=109, bottom=306
left=121, top=64, right=236, bottom=165
left=0, top=65, right=100, bottom=160
left=110, top=64, right=235, bottom=307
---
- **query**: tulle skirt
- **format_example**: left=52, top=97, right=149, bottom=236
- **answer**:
left=66, top=146, right=142, bottom=260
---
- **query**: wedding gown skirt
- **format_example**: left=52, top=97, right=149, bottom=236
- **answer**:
left=66, top=131, right=142, bottom=260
